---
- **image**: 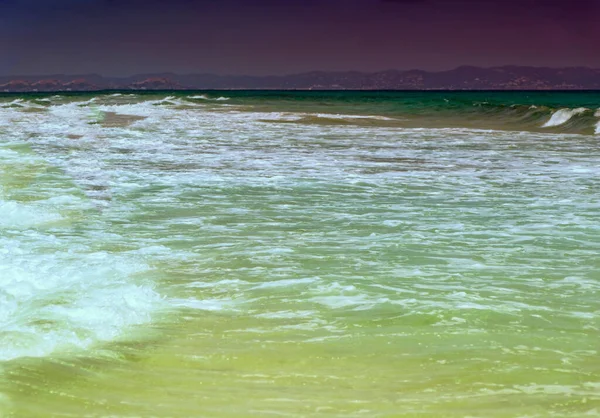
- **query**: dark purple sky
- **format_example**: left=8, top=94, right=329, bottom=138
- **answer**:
left=1, top=0, right=599, bottom=76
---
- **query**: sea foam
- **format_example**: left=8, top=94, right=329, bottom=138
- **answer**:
left=188, top=95, right=229, bottom=101
left=0, top=242, right=162, bottom=361
left=0, top=200, right=62, bottom=227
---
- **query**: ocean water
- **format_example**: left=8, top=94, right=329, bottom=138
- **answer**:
left=0, top=91, right=599, bottom=417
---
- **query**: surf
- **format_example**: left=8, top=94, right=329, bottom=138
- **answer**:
left=0, top=132, right=163, bottom=363
left=542, top=108, right=589, bottom=127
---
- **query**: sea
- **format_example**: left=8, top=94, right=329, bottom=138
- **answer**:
left=0, top=91, right=599, bottom=417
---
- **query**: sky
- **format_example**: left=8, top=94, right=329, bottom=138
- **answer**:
left=1, top=0, right=599, bottom=76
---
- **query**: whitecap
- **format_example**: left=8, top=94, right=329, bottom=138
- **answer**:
left=542, top=108, right=588, bottom=127
left=187, top=95, right=229, bottom=101
left=314, top=113, right=397, bottom=121
left=265, top=112, right=397, bottom=122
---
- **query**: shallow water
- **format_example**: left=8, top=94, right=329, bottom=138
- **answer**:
left=0, top=92, right=599, bottom=417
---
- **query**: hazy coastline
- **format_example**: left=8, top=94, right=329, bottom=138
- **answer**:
left=3, top=66, right=600, bottom=92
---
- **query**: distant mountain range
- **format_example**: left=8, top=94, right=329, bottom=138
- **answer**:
left=2, top=66, right=600, bottom=91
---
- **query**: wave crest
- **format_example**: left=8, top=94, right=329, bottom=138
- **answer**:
left=543, top=108, right=589, bottom=127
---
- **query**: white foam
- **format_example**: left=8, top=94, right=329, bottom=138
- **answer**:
left=252, top=276, right=320, bottom=290
left=188, top=95, right=229, bottom=101
left=543, top=108, right=588, bottom=127
left=0, top=201, right=62, bottom=228
left=255, top=310, right=317, bottom=319
left=185, top=279, right=248, bottom=289
left=0, top=98, right=47, bottom=110
left=0, top=239, right=162, bottom=361
left=315, top=113, right=396, bottom=121
left=0, top=131, right=164, bottom=362
left=265, top=112, right=398, bottom=123
left=0, top=99, right=24, bottom=107
left=171, top=298, right=236, bottom=311
left=595, top=109, right=600, bottom=134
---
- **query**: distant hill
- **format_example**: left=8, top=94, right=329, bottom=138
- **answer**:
left=1, top=66, right=600, bottom=92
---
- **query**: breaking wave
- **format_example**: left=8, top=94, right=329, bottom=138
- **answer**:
left=0, top=236, right=162, bottom=361
left=543, top=108, right=589, bottom=127
left=187, top=95, right=230, bottom=101
left=2, top=93, right=600, bottom=134
left=0, top=102, right=166, bottom=363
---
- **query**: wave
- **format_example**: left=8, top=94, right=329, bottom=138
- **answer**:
left=187, top=95, right=230, bottom=101
left=0, top=99, right=25, bottom=108
left=0, top=237, right=162, bottom=361
left=314, top=113, right=397, bottom=121
left=432, top=103, right=598, bottom=134
left=249, top=101, right=599, bottom=134
left=260, top=112, right=400, bottom=126
left=0, top=119, right=164, bottom=363
left=0, top=98, right=49, bottom=111
left=543, top=108, right=589, bottom=127
left=2, top=93, right=599, bottom=135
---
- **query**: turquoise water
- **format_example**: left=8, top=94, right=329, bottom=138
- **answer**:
left=0, top=92, right=599, bottom=417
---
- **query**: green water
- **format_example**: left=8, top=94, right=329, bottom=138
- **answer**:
left=0, top=92, right=599, bottom=417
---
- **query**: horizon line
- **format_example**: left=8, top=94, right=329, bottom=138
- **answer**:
left=2, top=89, right=600, bottom=94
